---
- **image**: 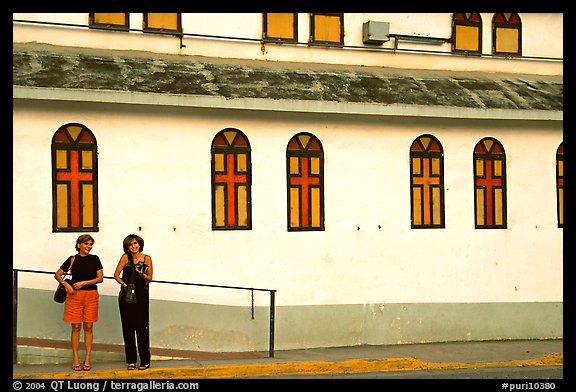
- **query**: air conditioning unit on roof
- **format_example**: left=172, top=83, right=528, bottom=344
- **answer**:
left=363, top=21, right=390, bottom=44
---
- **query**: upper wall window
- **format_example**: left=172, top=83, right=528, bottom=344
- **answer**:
left=410, top=134, right=445, bottom=229
left=52, top=123, right=99, bottom=232
left=474, top=137, right=507, bottom=229
left=492, top=13, right=522, bottom=56
left=263, top=13, right=298, bottom=42
left=89, top=13, right=129, bottom=31
left=287, top=132, right=325, bottom=231
left=556, top=142, right=563, bottom=228
left=452, top=13, right=482, bottom=54
left=211, top=128, right=252, bottom=230
left=144, top=13, right=182, bottom=34
left=310, top=13, right=344, bottom=46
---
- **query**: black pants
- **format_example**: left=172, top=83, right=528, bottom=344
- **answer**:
left=119, top=303, right=150, bottom=365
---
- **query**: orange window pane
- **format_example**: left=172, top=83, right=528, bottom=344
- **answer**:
left=314, top=14, right=341, bottom=42
left=290, top=188, right=300, bottom=228
left=495, top=27, right=519, bottom=53
left=147, top=13, right=178, bottom=30
left=455, top=25, right=479, bottom=51
left=267, top=13, right=295, bottom=39
left=93, top=13, right=126, bottom=26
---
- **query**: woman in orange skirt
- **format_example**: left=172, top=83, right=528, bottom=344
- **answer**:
left=54, top=234, right=104, bottom=371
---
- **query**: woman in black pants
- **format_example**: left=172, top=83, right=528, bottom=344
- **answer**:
left=113, top=234, right=154, bottom=370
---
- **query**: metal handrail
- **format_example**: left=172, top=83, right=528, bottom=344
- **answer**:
left=12, top=268, right=276, bottom=364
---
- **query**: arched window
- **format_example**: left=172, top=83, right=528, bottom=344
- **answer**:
left=474, top=137, right=507, bottom=229
left=211, top=128, right=252, bottom=230
left=287, top=132, right=324, bottom=231
left=410, top=134, right=445, bottom=228
left=452, top=13, right=482, bottom=54
left=51, top=123, right=98, bottom=232
left=492, top=13, right=522, bottom=56
left=556, top=142, right=563, bottom=228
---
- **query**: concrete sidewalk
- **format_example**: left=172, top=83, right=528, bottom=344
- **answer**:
left=13, top=339, right=563, bottom=379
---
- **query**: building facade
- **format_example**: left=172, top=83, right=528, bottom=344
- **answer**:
left=13, top=13, right=562, bottom=360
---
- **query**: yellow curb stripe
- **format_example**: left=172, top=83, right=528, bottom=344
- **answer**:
left=14, top=353, right=562, bottom=379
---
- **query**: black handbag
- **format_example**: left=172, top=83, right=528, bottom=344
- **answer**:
left=120, top=265, right=138, bottom=304
left=54, top=256, right=75, bottom=303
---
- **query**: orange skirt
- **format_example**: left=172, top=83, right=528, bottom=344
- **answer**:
left=63, top=290, right=99, bottom=324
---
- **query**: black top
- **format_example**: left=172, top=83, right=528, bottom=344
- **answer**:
left=60, top=254, right=103, bottom=290
left=120, top=255, right=150, bottom=306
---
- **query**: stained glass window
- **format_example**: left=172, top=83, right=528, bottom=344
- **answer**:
left=452, top=13, right=482, bottom=54
left=556, top=142, right=563, bottom=228
left=474, top=137, right=507, bottom=229
left=211, top=129, right=252, bottom=230
left=287, top=132, right=324, bottom=231
left=492, top=13, right=522, bottom=56
left=51, top=123, right=98, bottom=232
left=310, top=13, right=344, bottom=46
left=264, top=13, right=298, bottom=42
left=410, top=134, right=445, bottom=228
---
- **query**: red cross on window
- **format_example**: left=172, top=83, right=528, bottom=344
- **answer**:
left=289, top=157, right=320, bottom=227
left=476, top=159, right=503, bottom=226
left=215, top=154, right=247, bottom=226
left=412, top=158, right=441, bottom=225
left=56, top=150, right=93, bottom=227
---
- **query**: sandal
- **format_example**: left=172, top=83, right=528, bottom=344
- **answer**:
left=82, top=363, right=91, bottom=371
left=127, top=363, right=136, bottom=370
left=72, top=364, right=82, bottom=371
left=138, top=363, right=150, bottom=370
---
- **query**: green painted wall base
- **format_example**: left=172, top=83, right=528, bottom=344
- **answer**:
left=16, top=289, right=562, bottom=355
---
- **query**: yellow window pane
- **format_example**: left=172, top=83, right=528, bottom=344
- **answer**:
left=215, top=154, right=225, bottom=172
left=495, top=27, right=519, bottom=53
left=267, top=13, right=295, bottom=39
left=67, top=126, right=82, bottom=141
left=558, top=160, right=563, bottom=177
left=237, top=185, right=248, bottom=226
left=314, top=14, right=341, bottom=42
left=558, top=188, right=563, bottom=226
left=82, top=184, right=93, bottom=227
left=412, top=158, right=421, bottom=175
left=476, top=160, right=484, bottom=177
left=431, top=158, right=440, bottom=175
left=290, top=188, right=300, bottom=228
left=56, top=150, right=68, bottom=169
left=412, top=187, right=422, bottom=225
left=237, top=154, right=247, bottom=172
left=147, top=13, right=178, bottom=30
left=494, top=188, right=503, bottom=225
left=82, top=150, right=93, bottom=169
left=432, top=187, right=441, bottom=225
left=93, top=13, right=126, bottom=26
left=493, top=160, right=502, bottom=177
left=476, top=188, right=485, bottom=226
left=455, top=25, right=479, bottom=51
left=311, top=187, right=320, bottom=227
left=310, top=157, right=320, bottom=175
left=215, top=185, right=225, bottom=226
left=56, top=184, right=68, bottom=228
left=290, top=157, right=300, bottom=174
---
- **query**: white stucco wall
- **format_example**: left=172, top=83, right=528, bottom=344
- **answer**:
left=13, top=101, right=563, bottom=308
left=13, top=13, right=563, bottom=75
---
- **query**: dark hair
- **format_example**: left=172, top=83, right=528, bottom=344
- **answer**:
left=122, top=234, right=145, bottom=262
left=75, top=234, right=95, bottom=251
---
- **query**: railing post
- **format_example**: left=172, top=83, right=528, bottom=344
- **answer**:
left=13, top=269, right=18, bottom=364
left=269, top=290, right=275, bottom=358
